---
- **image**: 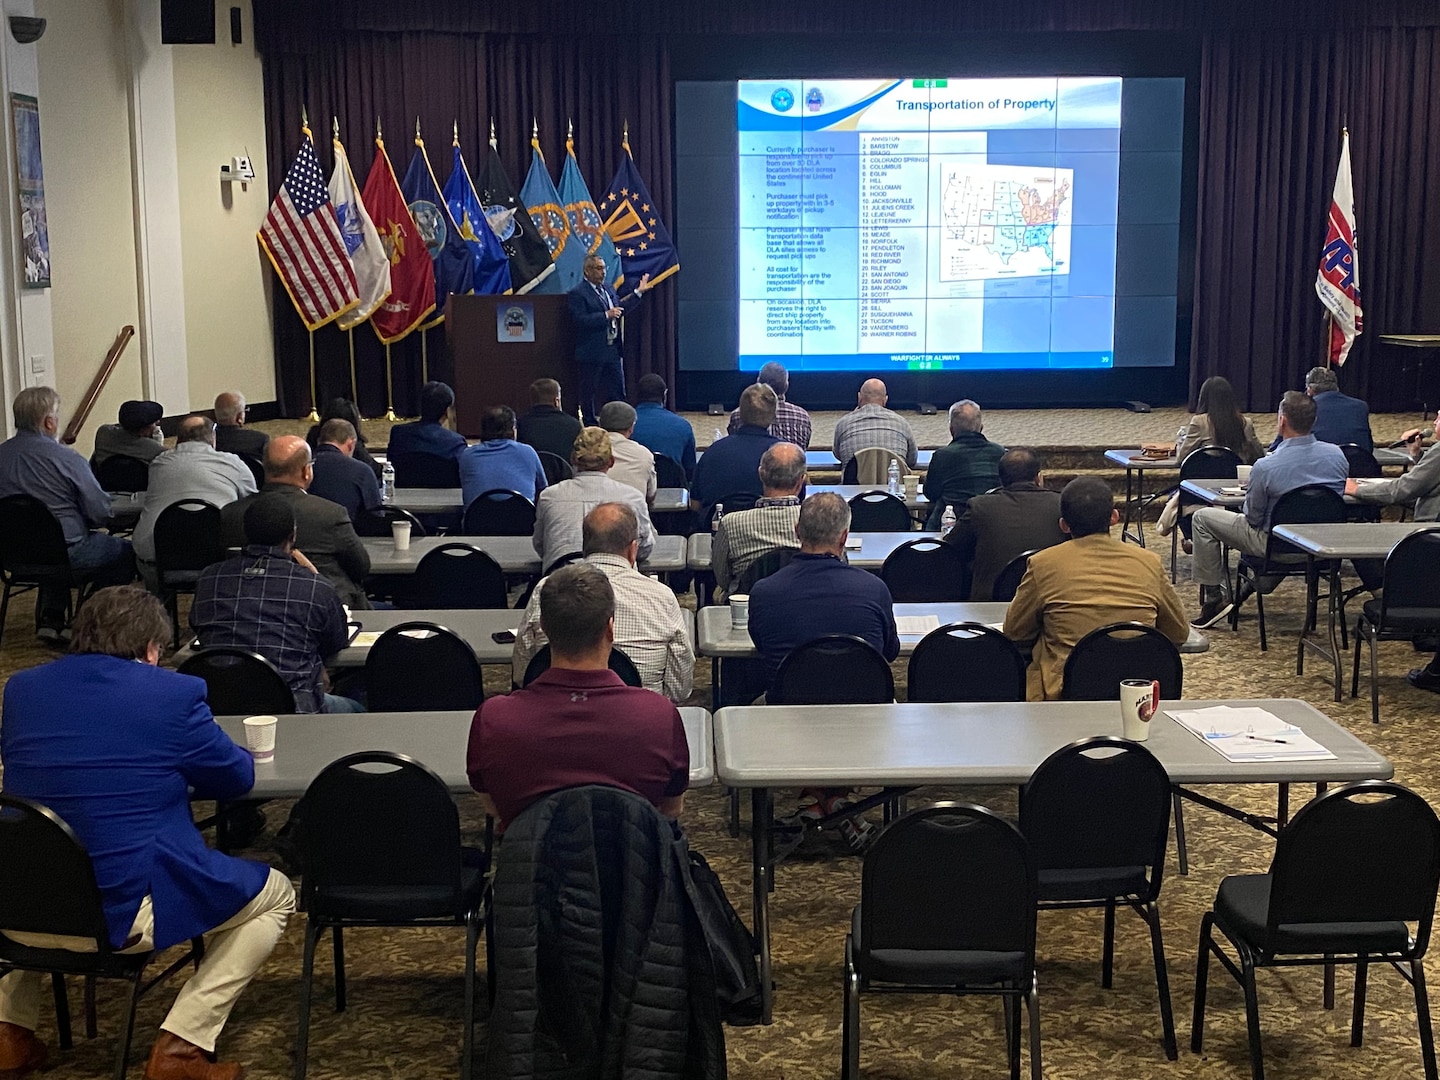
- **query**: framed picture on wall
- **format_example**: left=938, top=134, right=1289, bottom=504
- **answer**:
left=10, top=93, right=50, bottom=289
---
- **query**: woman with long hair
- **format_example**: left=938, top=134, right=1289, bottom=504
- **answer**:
left=1175, top=376, right=1265, bottom=464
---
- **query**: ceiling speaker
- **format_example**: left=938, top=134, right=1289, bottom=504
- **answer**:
left=160, top=0, right=215, bottom=44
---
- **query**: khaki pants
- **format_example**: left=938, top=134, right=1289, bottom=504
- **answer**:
left=0, top=869, right=294, bottom=1053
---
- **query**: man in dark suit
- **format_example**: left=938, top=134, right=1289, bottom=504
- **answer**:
left=567, top=255, right=650, bottom=425
left=1269, top=366, right=1374, bottom=454
left=0, top=586, right=294, bottom=1080
left=309, top=418, right=381, bottom=524
left=516, top=377, right=583, bottom=464
left=220, top=435, right=371, bottom=609
left=945, top=447, right=1066, bottom=601
left=212, top=391, right=268, bottom=459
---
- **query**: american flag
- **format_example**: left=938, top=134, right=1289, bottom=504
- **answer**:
left=257, top=131, right=359, bottom=330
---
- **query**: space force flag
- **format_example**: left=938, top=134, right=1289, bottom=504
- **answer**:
left=557, top=131, right=621, bottom=287
left=1315, top=129, right=1362, bottom=366
left=327, top=128, right=391, bottom=330
left=597, top=130, right=679, bottom=290
left=443, top=138, right=512, bottom=295
left=402, top=127, right=475, bottom=327
left=257, top=123, right=359, bottom=330
left=519, top=129, right=586, bottom=294
left=477, top=123, right=554, bottom=294
left=360, top=132, right=435, bottom=344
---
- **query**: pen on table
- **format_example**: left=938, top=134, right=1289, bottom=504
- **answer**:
left=1246, top=734, right=1289, bottom=744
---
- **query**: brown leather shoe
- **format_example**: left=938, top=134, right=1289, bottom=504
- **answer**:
left=142, top=1032, right=244, bottom=1080
left=0, top=1021, right=47, bottom=1078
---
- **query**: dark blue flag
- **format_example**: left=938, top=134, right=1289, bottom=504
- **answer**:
left=597, top=135, right=680, bottom=290
left=401, top=133, right=474, bottom=326
left=444, top=142, right=512, bottom=295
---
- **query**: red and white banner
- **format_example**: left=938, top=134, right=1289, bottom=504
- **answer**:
left=1315, top=130, right=1362, bottom=366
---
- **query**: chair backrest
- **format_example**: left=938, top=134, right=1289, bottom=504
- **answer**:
left=1060, top=621, right=1183, bottom=701
left=236, top=453, right=266, bottom=489
left=177, top=646, right=296, bottom=715
left=153, top=500, right=225, bottom=576
left=734, top=546, right=795, bottom=595
left=654, top=454, right=687, bottom=488
left=770, top=634, right=895, bottom=705
left=714, top=491, right=759, bottom=515
left=0, top=495, right=70, bottom=577
left=365, top=622, right=485, bottom=711
left=0, top=796, right=111, bottom=948
left=861, top=803, right=1036, bottom=961
left=412, top=543, right=507, bottom=608
left=1265, top=781, right=1440, bottom=956
left=907, top=622, right=1027, bottom=702
left=522, top=644, right=643, bottom=688
left=461, top=489, right=537, bottom=537
left=355, top=506, right=427, bottom=539
left=1020, top=736, right=1172, bottom=900
left=391, top=451, right=460, bottom=489
left=1178, top=445, right=1243, bottom=481
left=1259, top=484, right=1350, bottom=565
left=92, top=454, right=150, bottom=493
left=880, top=538, right=969, bottom=602
left=846, top=447, right=908, bottom=486
left=990, top=548, right=1040, bottom=604
left=536, top=451, right=574, bottom=486
left=1339, top=442, right=1382, bottom=478
left=848, top=490, right=912, bottom=532
left=542, top=551, right=586, bottom=576
left=1377, top=529, right=1440, bottom=625
left=300, top=752, right=464, bottom=914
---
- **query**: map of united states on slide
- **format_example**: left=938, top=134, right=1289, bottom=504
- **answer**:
left=940, top=164, right=1074, bottom=282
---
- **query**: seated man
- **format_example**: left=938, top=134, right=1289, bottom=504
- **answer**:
left=831, top=378, right=918, bottom=468
left=631, top=374, right=697, bottom=479
left=712, top=442, right=806, bottom=600
left=212, top=391, right=268, bottom=459
left=923, top=399, right=1006, bottom=528
left=598, top=401, right=657, bottom=500
left=467, top=562, right=689, bottom=830
left=458, top=405, right=547, bottom=507
left=1003, top=477, right=1189, bottom=701
left=1348, top=408, right=1440, bottom=520
left=133, top=415, right=257, bottom=575
left=514, top=502, right=693, bottom=702
left=303, top=418, right=381, bottom=525
left=533, top=427, right=654, bottom=571
left=194, top=495, right=360, bottom=713
left=0, top=585, right=294, bottom=1080
left=1191, top=391, right=1348, bottom=628
left=516, top=377, right=583, bottom=465
left=690, top=383, right=780, bottom=520
left=386, top=380, right=466, bottom=461
left=728, top=361, right=812, bottom=449
left=0, top=386, right=136, bottom=643
left=1304, top=365, right=1373, bottom=452
left=220, top=435, right=371, bottom=609
left=945, top=447, right=1065, bottom=601
left=92, top=399, right=165, bottom=466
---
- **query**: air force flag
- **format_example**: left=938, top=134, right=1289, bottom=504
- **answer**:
left=443, top=142, right=512, bottom=296
left=328, top=132, right=391, bottom=330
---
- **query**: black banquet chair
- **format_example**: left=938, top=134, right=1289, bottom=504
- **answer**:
left=0, top=795, right=204, bottom=1080
left=177, top=647, right=296, bottom=716
left=236, top=453, right=265, bottom=490
left=460, top=489, right=536, bottom=537
left=1339, top=442, right=1382, bottom=478
left=1192, top=781, right=1440, bottom=1080
left=536, top=451, right=574, bottom=486
left=907, top=622, right=1027, bottom=702
left=843, top=802, right=1040, bottom=1080
left=365, top=622, right=485, bottom=711
left=1021, top=737, right=1177, bottom=1059
left=991, top=548, right=1041, bottom=604
left=847, top=491, right=912, bottom=532
left=1170, top=446, right=1243, bottom=581
left=0, top=494, right=76, bottom=648
left=354, top=506, right=426, bottom=539
left=654, top=453, right=687, bottom=489
left=1061, top=622, right=1183, bottom=702
left=734, top=545, right=794, bottom=596
left=880, top=537, right=969, bottom=602
left=152, top=500, right=224, bottom=645
left=294, top=752, right=487, bottom=1080
left=390, top=451, right=460, bottom=489
left=92, top=454, right=150, bottom=494
left=522, top=644, right=642, bottom=688
left=410, top=544, right=508, bottom=609
left=1350, top=528, right=1440, bottom=724
left=770, top=634, right=894, bottom=705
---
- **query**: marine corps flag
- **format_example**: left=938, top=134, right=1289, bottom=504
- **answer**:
left=443, top=136, right=512, bottom=295
left=558, top=127, right=621, bottom=287
left=519, top=126, right=586, bottom=294
left=401, top=124, right=474, bottom=328
left=597, top=129, right=679, bottom=290
left=360, top=130, right=435, bottom=344
left=327, top=126, right=391, bottom=330
left=476, top=122, right=554, bottom=294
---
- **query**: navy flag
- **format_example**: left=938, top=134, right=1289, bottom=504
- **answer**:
left=477, top=121, right=554, bottom=294
left=401, top=125, right=474, bottom=327
left=597, top=129, right=679, bottom=290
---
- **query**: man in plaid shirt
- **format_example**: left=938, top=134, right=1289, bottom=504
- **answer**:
left=832, top=378, right=919, bottom=467
left=712, top=442, right=806, bottom=599
left=728, top=362, right=812, bottom=449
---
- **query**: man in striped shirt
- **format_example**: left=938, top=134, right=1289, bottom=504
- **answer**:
left=712, top=442, right=806, bottom=600
left=832, top=378, right=919, bottom=468
left=728, top=362, right=812, bottom=449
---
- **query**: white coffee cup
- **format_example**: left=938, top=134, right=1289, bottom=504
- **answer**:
left=1236, top=464, right=1252, bottom=485
left=391, top=520, right=412, bottom=551
left=730, top=594, right=750, bottom=629
left=903, top=474, right=919, bottom=499
left=1120, top=680, right=1160, bottom=741
left=242, top=715, right=278, bottom=762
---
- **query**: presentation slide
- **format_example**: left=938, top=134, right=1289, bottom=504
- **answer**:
left=737, top=77, right=1124, bottom=372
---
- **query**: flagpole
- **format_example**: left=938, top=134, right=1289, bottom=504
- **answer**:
left=384, top=343, right=398, bottom=422
left=348, top=329, right=361, bottom=413
left=306, top=330, right=320, bottom=421
left=421, top=327, right=429, bottom=385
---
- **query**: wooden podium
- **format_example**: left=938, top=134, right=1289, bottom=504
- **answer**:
left=446, top=293, right=577, bottom=439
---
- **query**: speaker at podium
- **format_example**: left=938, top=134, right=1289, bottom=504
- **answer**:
left=447, top=293, right=577, bottom=439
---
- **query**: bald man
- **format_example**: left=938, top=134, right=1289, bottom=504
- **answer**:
left=831, top=378, right=918, bottom=467
left=219, top=434, right=371, bottom=609
left=213, top=391, right=269, bottom=459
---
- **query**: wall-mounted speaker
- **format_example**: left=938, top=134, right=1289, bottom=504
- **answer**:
left=160, top=0, right=215, bottom=44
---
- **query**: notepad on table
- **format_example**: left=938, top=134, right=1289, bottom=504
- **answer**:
left=1166, top=705, right=1335, bottom=762
left=350, top=631, right=382, bottom=648
left=895, top=615, right=941, bottom=636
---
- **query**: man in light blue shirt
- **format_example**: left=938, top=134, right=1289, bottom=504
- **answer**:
left=0, top=387, right=136, bottom=641
left=459, top=405, right=548, bottom=508
left=631, top=374, right=697, bottom=479
left=133, top=414, right=256, bottom=567
left=1190, top=390, right=1347, bottom=628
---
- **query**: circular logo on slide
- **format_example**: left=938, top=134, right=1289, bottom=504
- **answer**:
left=770, top=88, right=794, bottom=113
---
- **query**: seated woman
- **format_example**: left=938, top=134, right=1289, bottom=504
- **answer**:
left=1171, top=375, right=1266, bottom=545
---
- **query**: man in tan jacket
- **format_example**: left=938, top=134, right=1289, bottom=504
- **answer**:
left=1004, top=476, right=1189, bottom=701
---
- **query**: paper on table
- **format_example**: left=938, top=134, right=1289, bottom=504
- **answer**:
left=895, top=615, right=941, bottom=636
left=844, top=535, right=863, bottom=550
left=1166, top=705, right=1335, bottom=761
left=351, top=631, right=382, bottom=648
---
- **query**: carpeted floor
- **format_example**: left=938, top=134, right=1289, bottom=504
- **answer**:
left=2, top=539, right=1439, bottom=1079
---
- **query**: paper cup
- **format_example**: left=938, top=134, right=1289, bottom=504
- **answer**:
left=1236, top=464, right=1252, bottom=484
left=391, top=520, right=412, bottom=551
left=729, top=594, right=750, bottom=629
left=242, top=715, right=278, bottom=762
left=1120, top=680, right=1160, bottom=742
left=903, top=474, right=919, bottom=499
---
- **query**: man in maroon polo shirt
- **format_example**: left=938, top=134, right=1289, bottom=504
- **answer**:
left=466, top=562, right=689, bottom=829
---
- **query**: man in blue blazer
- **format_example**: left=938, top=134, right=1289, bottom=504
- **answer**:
left=0, top=586, right=294, bottom=1080
left=1269, top=366, right=1374, bottom=455
left=567, top=255, right=651, bottom=425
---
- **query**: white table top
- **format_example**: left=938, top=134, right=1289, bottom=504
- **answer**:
left=217, top=706, right=713, bottom=796
left=802, top=449, right=934, bottom=471
left=696, top=602, right=1007, bottom=658
left=714, top=698, right=1390, bottom=788
left=364, top=534, right=687, bottom=575
left=686, top=531, right=942, bottom=572
left=806, top=484, right=930, bottom=510
left=388, top=487, right=689, bottom=515
left=1106, top=449, right=1179, bottom=470
left=1180, top=477, right=1362, bottom=510
left=1271, top=521, right=1440, bottom=560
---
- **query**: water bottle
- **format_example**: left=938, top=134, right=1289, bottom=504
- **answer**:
left=941, top=505, right=956, bottom=535
left=711, top=502, right=724, bottom=535
left=887, top=460, right=901, bottom=496
left=713, top=426, right=724, bottom=446
left=381, top=460, right=395, bottom=504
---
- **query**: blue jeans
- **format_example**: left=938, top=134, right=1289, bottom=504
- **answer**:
left=323, top=694, right=365, bottom=713
left=39, top=533, right=136, bottom=629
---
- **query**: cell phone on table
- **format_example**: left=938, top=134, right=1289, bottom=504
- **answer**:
left=491, top=630, right=516, bottom=645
